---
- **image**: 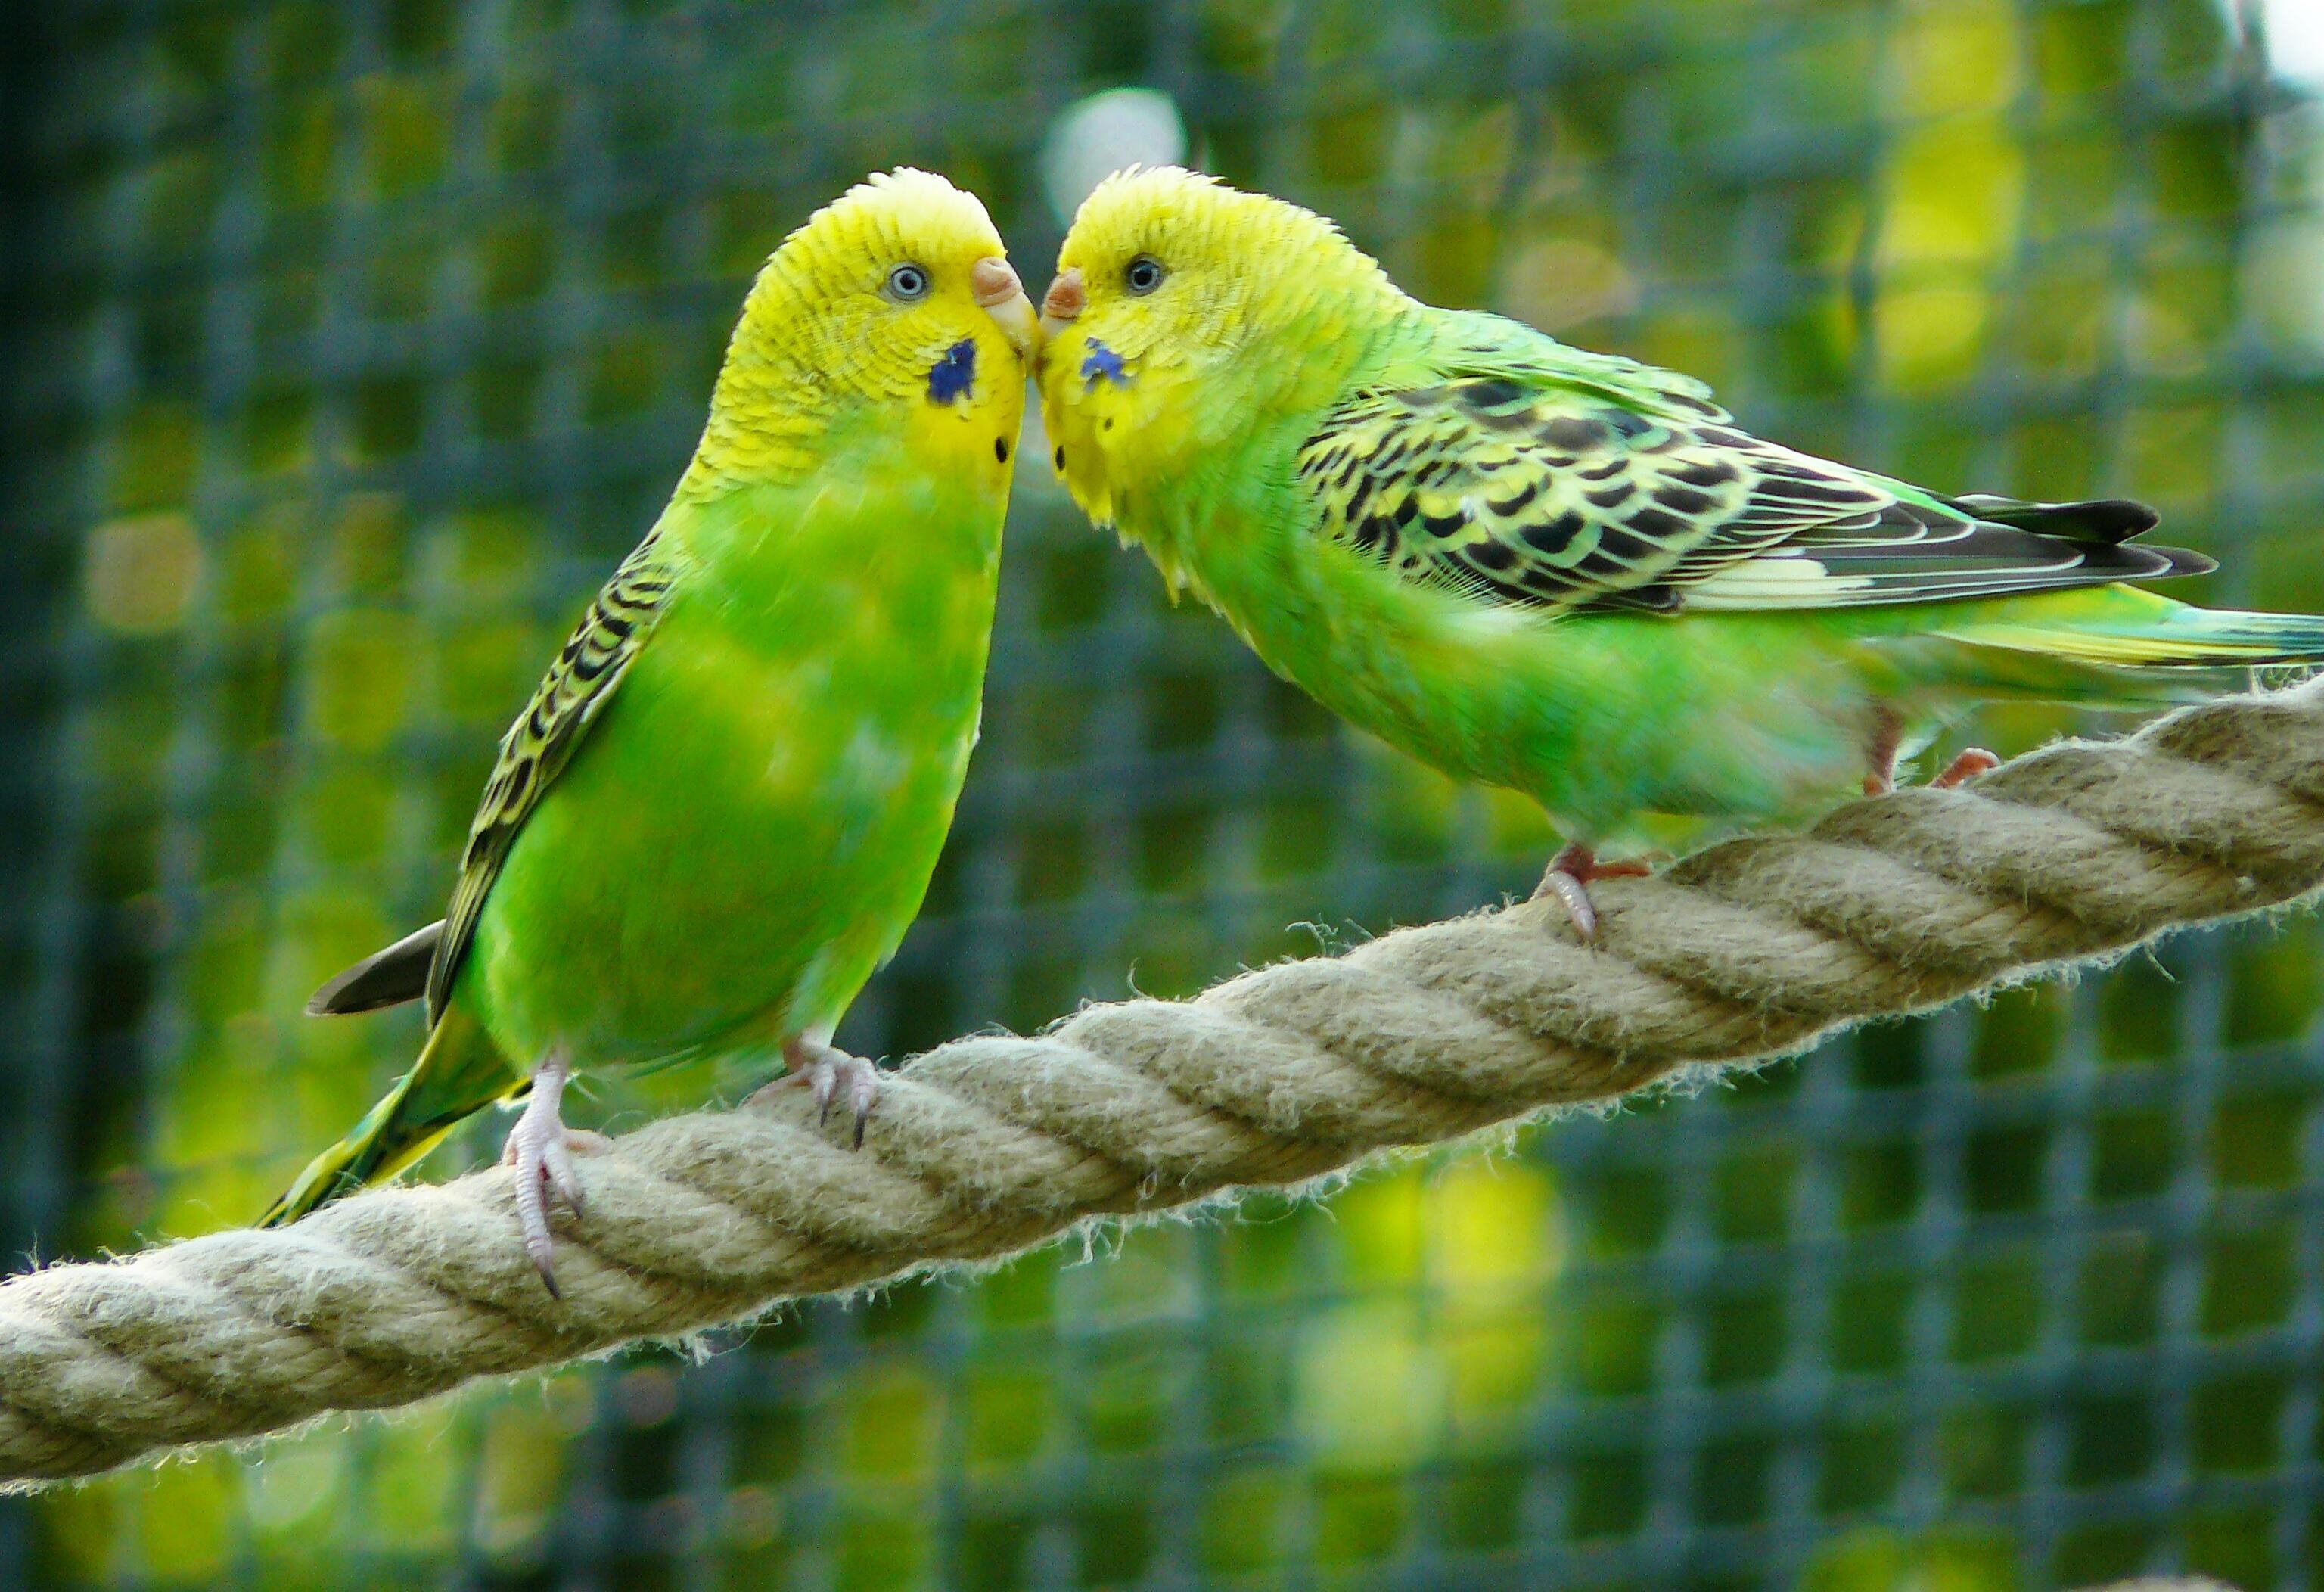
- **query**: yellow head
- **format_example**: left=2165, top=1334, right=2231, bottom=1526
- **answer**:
left=687, top=168, right=1039, bottom=491
left=1037, top=167, right=1403, bottom=527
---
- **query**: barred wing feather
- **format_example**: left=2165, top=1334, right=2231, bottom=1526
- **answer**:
left=424, top=527, right=682, bottom=1021
left=1295, top=356, right=2209, bottom=617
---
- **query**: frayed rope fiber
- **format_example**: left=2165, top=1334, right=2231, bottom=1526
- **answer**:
left=5, top=681, right=2324, bottom=1487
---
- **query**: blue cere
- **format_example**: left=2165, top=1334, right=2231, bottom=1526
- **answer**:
left=1080, top=340, right=1129, bottom=389
left=927, top=338, right=977, bottom=404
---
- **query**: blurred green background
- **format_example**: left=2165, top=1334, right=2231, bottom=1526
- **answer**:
left=5, top=0, right=2324, bottom=1587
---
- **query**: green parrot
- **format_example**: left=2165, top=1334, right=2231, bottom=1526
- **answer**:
left=264, top=169, right=1041, bottom=1291
left=1036, top=167, right=2324, bottom=935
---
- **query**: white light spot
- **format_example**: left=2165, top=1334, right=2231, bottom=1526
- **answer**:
left=1039, top=89, right=1188, bottom=227
left=2263, top=0, right=2324, bottom=89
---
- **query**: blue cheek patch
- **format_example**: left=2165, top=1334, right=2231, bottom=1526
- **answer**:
left=1080, top=340, right=1130, bottom=390
left=926, top=338, right=977, bottom=405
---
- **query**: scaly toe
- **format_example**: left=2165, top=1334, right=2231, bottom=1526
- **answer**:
left=502, top=1052, right=588, bottom=1297
left=1528, top=842, right=1651, bottom=943
left=1932, top=748, right=2000, bottom=789
left=806, top=1062, right=838, bottom=1125
left=843, top=1056, right=880, bottom=1149
left=511, top=1140, right=558, bottom=1295
left=1538, top=869, right=1598, bottom=943
left=542, top=1136, right=586, bottom=1219
left=768, top=1041, right=883, bottom=1146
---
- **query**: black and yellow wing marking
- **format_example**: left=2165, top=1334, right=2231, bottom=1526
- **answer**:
left=421, top=527, right=683, bottom=1021
left=1296, top=367, right=2208, bottom=616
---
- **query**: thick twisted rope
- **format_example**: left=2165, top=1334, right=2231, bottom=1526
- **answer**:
left=3, top=682, right=2322, bottom=1487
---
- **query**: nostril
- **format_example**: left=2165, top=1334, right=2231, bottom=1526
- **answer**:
left=1042, top=269, right=1086, bottom=322
left=972, top=257, right=1023, bottom=308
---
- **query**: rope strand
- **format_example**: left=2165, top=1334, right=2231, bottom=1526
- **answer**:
left=3, top=680, right=2320, bottom=1486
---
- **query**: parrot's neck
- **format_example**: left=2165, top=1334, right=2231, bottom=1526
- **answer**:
left=670, top=417, right=1005, bottom=622
left=679, top=393, right=834, bottom=496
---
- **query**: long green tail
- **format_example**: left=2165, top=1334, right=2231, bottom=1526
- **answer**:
left=1940, top=586, right=2324, bottom=670
left=259, top=1006, right=522, bottom=1227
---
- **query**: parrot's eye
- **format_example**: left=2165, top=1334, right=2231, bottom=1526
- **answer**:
left=1125, top=255, right=1166, bottom=295
left=883, top=263, right=932, bottom=303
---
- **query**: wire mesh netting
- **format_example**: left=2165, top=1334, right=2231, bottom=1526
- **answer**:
left=7, top=0, right=2324, bottom=1587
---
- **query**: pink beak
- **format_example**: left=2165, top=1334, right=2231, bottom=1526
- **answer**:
left=971, top=257, right=1038, bottom=360
left=1041, top=268, right=1086, bottom=335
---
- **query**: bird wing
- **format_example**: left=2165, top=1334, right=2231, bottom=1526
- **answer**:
left=1298, top=328, right=2208, bottom=617
left=424, top=525, right=684, bottom=1021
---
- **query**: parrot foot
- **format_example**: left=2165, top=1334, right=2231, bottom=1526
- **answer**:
left=1931, top=748, right=1999, bottom=789
left=502, top=1051, right=610, bottom=1298
left=780, top=1034, right=881, bottom=1149
left=1863, top=703, right=1996, bottom=794
left=1531, top=843, right=1654, bottom=944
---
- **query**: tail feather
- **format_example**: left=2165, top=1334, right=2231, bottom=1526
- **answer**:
left=1940, top=595, right=2324, bottom=670
left=306, top=919, right=442, bottom=1016
left=259, top=1006, right=521, bottom=1227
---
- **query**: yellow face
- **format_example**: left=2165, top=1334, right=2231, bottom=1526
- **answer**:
left=695, top=168, right=1039, bottom=487
left=1036, top=167, right=1395, bottom=527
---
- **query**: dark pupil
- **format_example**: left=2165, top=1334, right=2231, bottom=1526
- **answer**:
left=1130, top=261, right=1157, bottom=289
left=894, top=267, right=924, bottom=296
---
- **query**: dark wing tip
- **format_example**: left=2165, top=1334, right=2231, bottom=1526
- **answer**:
left=2084, top=498, right=2162, bottom=539
left=306, top=980, right=408, bottom=1018
left=306, top=919, right=445, bottom=1016
left=1954, top=493, right=2162, bottom=544
left=2086, top=540, right=2214, bottom=581
left=2148, top=544, right=2218, bottom=578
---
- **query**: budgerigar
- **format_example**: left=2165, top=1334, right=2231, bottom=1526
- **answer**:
left=1036, top=168, right=2324, bottom=936
left=264, top=169, right=1040, bottom=1290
